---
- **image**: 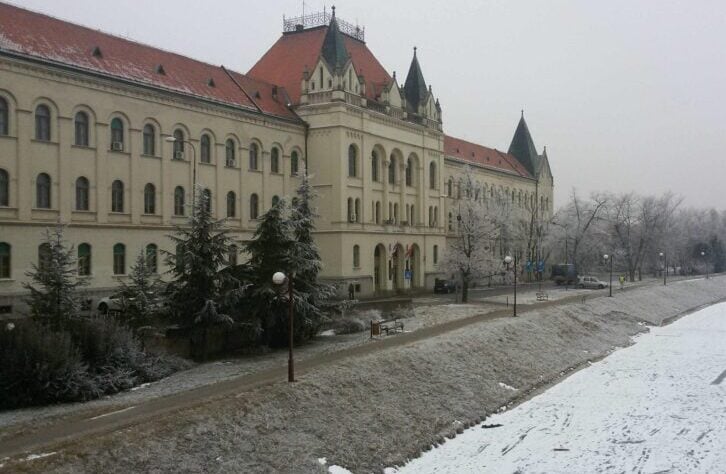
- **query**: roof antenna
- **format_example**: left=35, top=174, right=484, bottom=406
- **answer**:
left=521, top=109, right=524, bottom=118
left=413, top=46, right=417, bottom=57
left=332, top=5, right=336, bottom=17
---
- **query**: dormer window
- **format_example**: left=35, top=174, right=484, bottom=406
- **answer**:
left=254, top=91, right=261, bottom=99
left=155, top=64, right=166, bottom=75
left=91, top=46, right=102, bottom=58
left=207, top=78, right=216, bottom=87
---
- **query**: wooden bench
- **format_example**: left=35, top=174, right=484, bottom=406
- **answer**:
left=536, top=292, right=549, bottom=301
left=370, top=318, right=405, bottom=338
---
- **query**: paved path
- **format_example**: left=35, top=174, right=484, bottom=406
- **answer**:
left=393, top=302, right=726, bottom=474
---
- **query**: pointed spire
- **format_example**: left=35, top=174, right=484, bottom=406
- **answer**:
left=508, top=113, right=538, bottom=175
left=404, top=46, right=428, bottom=112
left=321, top=5, right=350, bottom=69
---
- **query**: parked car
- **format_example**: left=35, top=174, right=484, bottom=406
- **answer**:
left=577, top=276, right=609, bottom=289
left=434, top=278, right=456, bottom=294
left=551, top=263, right=578, bottom=285
left=97, top=296, right=123, bottom=314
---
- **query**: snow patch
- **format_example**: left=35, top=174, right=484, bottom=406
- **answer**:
left=328, top=466, right=353, bottom=474
left=23, top=452, right=57, bottom=462
left=498, top=382, right=518, bottom=391
left=317, top=457, right=327, bottom=465
left=319, top=329, right=336, bottom=337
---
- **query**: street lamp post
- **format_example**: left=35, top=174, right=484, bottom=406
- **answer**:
left=604, top=254, right=613, bottom=297
left=659, top=251, right=667, bottom=286
left=701, top=250, right=709, bottom=279
left=504, top=255, right=517, bottom=316
left=165, top=136, right=197, bottom=210
left=273, top=271, right=295, bottom=382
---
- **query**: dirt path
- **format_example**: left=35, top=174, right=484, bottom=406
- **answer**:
left=0, top=288, right=604, bottom=460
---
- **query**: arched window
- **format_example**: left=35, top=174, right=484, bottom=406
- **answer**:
left=74, top=112, right=89, bottom=146
left=225, top=139, right=236, bottom=167
left=347, top=198, right=353, bottom=222
left=202, top=188, right=212, bottom=213
left=226, top=191, right=236, bottom=217
left=0, top=242, right=10, bottom=278
left=110, top=118, right=124, bottom=150
left=348, top=144, right=357, bottom=177
left=111, top=180, right=124, bottom=213
left=38, top=243, right=51, bottom=272
left=228, top=244, right=238, bottom=266
left=113, top=243, right=126, bottom=275
left=375, top=201, right=381, bottom=224
left=393, top=203, right=399, bottom=223
left=291, top=151, right=299, bottom=175
left=353, top=245, right=360, bottom=268
left=270, top=147, right=280, bottom=173
left=355, top=198, right=361, bottom=223
left=200, top=134, right=211, bottom=163
left=428, top=206, right=433, bottom=227
left=174, top=186, right=185, bottom=216
left=0, top=97, right=8, bottom=136
left=272, top=195, right=280, bottom=207
left=173, top=129, right=185, bottom=159
left=146, top=243, right=158, bottom=273
left=0, top=169, right=8, bottom=206
left=405, top=158, right=413, bottom=187
left=75, top=176, right=89, bottom=211
left=429, top=162, right=436, bottom=190
left=36, top=173, right=51, bottom=209
left=249, top=142, right=259, bottom=170
left=434, top=206, right=438, bottom=226
left=250, top=193, right=259, bottom=219
left=447, top=178, right=453, bottom=197
left=35, top=104, right=50, bottom=141
left=448, top=212, right=453, bottom=231
left=143, top=124, right=155, bottom=155
left=410, top=205, right=415, bottom=225
left=371, top=151, right=379, bottom=182
left=78, top=243, right=91, bottom=276
left=144, top=183, right=156, bottom=214
left=388, top=156, right=396, bottom=184
left=457, top=180, right=462, bottom=200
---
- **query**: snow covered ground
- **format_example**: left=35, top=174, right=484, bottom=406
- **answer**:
left=387, top=302, right=726, bottom=474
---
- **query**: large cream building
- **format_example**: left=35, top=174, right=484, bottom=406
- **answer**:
left=0, top=4, right=553, bottom=314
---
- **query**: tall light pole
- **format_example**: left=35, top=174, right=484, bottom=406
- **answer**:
left=273, top=271, right=295, bottom=382
left=604, top=253, right=613, bottom=297
left=659, top=251, right=667, bottom=286
left=165, top=136, right=197, bottom=210
left=504, top=255, right=517, bottom=316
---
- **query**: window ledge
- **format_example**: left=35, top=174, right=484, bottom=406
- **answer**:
left=0, top=134, right=17, bottom=140
left=224, top=164, right=238, bottom=169
left=247, top=168, right=262, bottom=173
left=72, top=144, right=95, bottom=150
left=141, top=153, right=160, bottom=159
left=108, top=149, right=131, bottom=156
left=31, top=139, right=58, bottom=145
left=0, top=278, right=16, bottom=282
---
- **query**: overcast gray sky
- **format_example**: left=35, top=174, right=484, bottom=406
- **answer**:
left=9, top=0, right=726, bottom=210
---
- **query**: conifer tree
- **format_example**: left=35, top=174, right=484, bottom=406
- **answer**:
left=289, top=170, right=335, bottom=338
left=24, top=225, right=87, bottom=326
left=164, top=187, right=239, bottom=326
left=118, top=250, right=164, bottom=328
left=244, top=197, right=295, bottom=346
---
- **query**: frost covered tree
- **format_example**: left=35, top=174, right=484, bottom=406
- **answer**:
left=24, top=225, right=87, bottom=326
left=289, top=170, right=336, bottom=339
left=117, top=250, right=165, bottom=328
left=244, top=197, right=296, bottom=346
left=164, top=187, right=239, bottom=326
left=441, top=168, right=508, bottom=303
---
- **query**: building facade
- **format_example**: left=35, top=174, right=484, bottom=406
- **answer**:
left=0, top=4, right=553, bottom=314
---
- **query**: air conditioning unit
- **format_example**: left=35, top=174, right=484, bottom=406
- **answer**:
left=111, top=141, right=123, bottom=151
left=174, top=151, right=184, bottom=160
left=349, top=213, right=357, bottom=223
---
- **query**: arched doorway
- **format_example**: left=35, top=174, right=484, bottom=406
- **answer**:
left=391, top=243, right=404, bottom=292
left=374, top=244, right=386, bottom=293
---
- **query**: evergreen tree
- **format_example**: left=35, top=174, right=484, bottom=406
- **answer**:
left=118, top=250, right=164, bottom=328
left=244, top=197, right=296, bottom=346
left=24, top=225, right=88, bottom=327
left=289, top=170, right=335, bottom=339
left=164, top=187, right=239, bottom=326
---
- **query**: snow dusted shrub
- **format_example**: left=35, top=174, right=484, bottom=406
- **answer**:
left=332, top=317, right=366, bottom=334
left=0, top=320, right=98, bottom=409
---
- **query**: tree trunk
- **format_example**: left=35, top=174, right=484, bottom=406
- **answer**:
left=461, top=271, right=469, bottom=303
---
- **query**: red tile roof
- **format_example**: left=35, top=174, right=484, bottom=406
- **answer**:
left=0, top=2, right=298, bottom=120
left=444, top=135, right=532, bottom=178
left=248, top=26, right=392, bottom=104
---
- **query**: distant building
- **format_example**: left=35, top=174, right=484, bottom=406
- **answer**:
left=0, top=3, right=553, bottom=314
